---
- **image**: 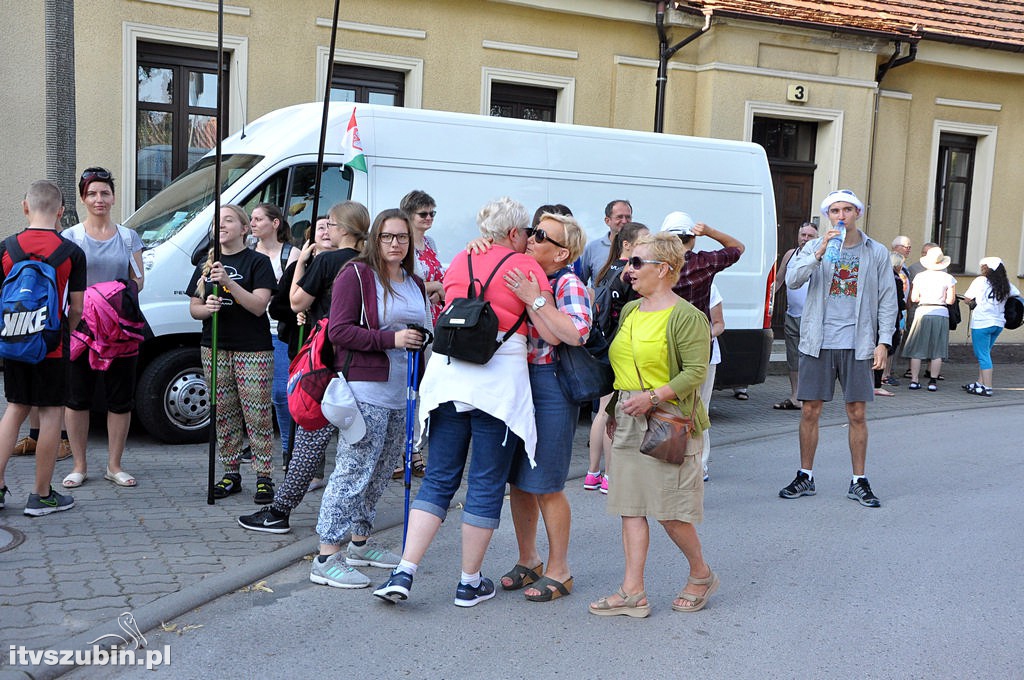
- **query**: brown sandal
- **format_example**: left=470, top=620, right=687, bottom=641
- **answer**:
left=672, top=569, right=719, bottom=612
left=589, top=588, right=650, bottom=618
left=393, top=451, right=426, bottom=480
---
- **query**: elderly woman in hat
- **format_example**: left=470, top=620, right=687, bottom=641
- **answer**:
left=901, top=247, right=956, bottom=391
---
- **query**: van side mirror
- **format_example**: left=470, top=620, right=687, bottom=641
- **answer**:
left=192, top=233, right=211, bottom=266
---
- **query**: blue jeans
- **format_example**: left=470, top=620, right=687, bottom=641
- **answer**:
left=272, top=334, right=292, bottom=452
left=411, top=401, right=521, bottom=529
left=971, top=325, right=1002, bottom=370
left=509, top=363, right=578, bottom=494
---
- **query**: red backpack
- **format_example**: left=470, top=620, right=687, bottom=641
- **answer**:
left=287, top=318, right=337, bottom=430
left=70, top=278, right=150, bottom=370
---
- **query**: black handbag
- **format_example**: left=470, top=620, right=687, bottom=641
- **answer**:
left=556, top=324, right=615, bottom=402
left=433, top=252, right=525, bottom=364
left=947, top=300, right=962, bottom=330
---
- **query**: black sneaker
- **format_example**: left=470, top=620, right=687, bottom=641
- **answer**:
left=454, top=577, right=496, bottom=608
left=239, top=446, right=252, bottom=463
left=254, top=477, right=275, bottom=505
left=848, top=478, right=881, bottom=507
left=238, top=506, right=291, bottom=534
left=779, top=471, right=816, bottom=499
left=213, top=473, right=242, bottom=499
left=0, top=485, right=9, bottom=510
left=373, top=569, right=414, bottom=603
left=24, top=488, right=75, bottom=516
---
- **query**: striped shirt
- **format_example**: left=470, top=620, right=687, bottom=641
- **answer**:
left=527, top=269, right=592, bottom=365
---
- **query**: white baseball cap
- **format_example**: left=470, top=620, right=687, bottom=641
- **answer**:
left=322, top=376, right=366, bottom=445
left=660, top=211, right=696, bottom=236
left=819, top=189, right=864, bottom=217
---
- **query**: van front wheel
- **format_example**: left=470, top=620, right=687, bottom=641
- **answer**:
left=136, top=347, right=210, bottom=443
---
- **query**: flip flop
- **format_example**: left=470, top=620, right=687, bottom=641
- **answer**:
left=524, top=575, right=573, bottom=602
left=500, top=562, right=543, bottom=591
left=104, top=469, right=136, bottom=487
left=772, top=399, right=800, bottom=410
left=62, top=472, right=88, bottom=488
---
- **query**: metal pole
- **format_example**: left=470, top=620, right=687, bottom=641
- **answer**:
left=208, top=0, right=225, bottom=504
left=310, top=0, right=342, bottom=224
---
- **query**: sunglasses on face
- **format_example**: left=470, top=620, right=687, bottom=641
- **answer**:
left=525, top=227, right=567, bottom=249
left=415, top=210, right=437, bottom=218
left=627, top=256, right=673, bottom=271
left=379, top=232, right=410, bottom=244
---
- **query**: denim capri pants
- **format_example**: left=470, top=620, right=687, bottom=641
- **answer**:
left=509, top=363, right=578, bottom=495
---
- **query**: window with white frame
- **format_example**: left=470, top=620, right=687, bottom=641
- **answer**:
left=480, top=68, right=575, bottom=123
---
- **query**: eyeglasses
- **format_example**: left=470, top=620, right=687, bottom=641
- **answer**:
left=379, top=232, right=410, bottom=244
left=415, top=210, right=437, bottom=219
left=525, top=227, right=567, bottom=249
left=627, top=256, right=673, bottom=271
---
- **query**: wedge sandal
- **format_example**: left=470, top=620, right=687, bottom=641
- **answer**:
left=672, top=569, right=719, bottom=613
left=524, top=575, right=573, bottom=602
left=500, top=562, right=543, bottom=591
left=589, top=588, right=650, bottom=618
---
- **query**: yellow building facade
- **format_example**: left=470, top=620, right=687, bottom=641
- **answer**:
left=3, top=0, right=1022, bottom=345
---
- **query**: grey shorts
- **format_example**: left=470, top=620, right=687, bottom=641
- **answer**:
left=784, top=314, right=802, bottom=371
left=797, top=349, right=874, bottom=403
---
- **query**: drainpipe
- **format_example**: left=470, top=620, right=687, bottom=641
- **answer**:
left=866, top=40, right=917, bottom=223
left=654, top=2, right=712, bottom=133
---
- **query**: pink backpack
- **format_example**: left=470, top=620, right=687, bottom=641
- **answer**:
left=70, top=279, right=150, bottom=370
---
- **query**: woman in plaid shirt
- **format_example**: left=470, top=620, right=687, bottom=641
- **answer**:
left=499, top=212, right=592, bottom=602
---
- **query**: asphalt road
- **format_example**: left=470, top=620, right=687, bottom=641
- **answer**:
left=62, top=404, right=1023, bottom=680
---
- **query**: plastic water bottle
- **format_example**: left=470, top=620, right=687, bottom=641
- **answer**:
left=824, top=220, right=846, bottom=263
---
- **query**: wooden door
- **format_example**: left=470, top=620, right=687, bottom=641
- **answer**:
left=770, top=169, right=814, bottom=333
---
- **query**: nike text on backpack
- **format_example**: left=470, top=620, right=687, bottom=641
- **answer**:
left=0, top=236, right=77, bottom=364
left=433, top=252, right=526, bottom=365
left=70, top=278, right=151, bottom=370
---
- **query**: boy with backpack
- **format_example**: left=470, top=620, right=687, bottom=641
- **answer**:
left=0, top=180, right=87, bottom=516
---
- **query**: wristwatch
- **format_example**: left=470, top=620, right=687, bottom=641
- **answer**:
left=648, top=390, right=660, bottom=406
left=531, top=296, right=546, bottom=311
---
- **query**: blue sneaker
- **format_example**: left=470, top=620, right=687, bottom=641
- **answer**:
left=454, top=577, right=496, bottom=608
left=373, top=569, right=414, bottom=603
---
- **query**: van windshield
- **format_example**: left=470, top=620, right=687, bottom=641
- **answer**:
left=125, top=154, right=263, bottom=247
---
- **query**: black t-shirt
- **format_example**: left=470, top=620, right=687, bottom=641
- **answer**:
left=297, top=247, right=359, bottom=325
left=188, top=248, right=277, bottom=351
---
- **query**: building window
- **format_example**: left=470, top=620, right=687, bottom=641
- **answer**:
left=489, top=83, right=557, bottom=121
left=330, top=65, right=404, bottom=106
left=136, top=42, right=226, bottom=209
left=932, top=133, right=977, bottom=272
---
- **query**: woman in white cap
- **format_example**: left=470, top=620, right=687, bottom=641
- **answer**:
left=901, top=247, right=956, bottom=391
left=961, top=257, right=1019, bottom=396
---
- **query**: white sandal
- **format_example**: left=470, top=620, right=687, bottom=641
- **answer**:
left=62, top=471, right=88, bottom=488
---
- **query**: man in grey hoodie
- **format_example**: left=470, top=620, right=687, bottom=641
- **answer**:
left=778, top=190, right=897, bottom=508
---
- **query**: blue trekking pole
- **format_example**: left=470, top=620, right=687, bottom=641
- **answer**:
left=402, top=324, right=432, bottom=550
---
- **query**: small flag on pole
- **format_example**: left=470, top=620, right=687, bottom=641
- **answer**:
left=342, top=109, right=367, bottom=172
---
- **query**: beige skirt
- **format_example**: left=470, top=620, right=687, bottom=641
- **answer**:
left=605, top=396, right=704, bottom=523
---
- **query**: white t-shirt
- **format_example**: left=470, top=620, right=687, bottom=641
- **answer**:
left=964, top=276, right=1020, bottom=329
left=709, top=284, right=722, bottom=366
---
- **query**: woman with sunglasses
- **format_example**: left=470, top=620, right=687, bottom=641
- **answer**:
left=590, top=232, right=717, bottom=618
left=496, top=212, right=592, bottom=602
left=309, top=209, right=430, bottom=589
left=61, top=168, right=145, bottom=489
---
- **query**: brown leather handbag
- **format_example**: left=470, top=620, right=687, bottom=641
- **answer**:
left=633, top=360, right=697, bottom=465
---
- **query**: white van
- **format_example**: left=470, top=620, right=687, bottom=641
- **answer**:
left=126, top=103, right=777, bottom=442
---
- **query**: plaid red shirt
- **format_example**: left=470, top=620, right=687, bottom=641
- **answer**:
left=672, top=247, right=742, bottom=320
left=527, top=269, right=592, bottom=365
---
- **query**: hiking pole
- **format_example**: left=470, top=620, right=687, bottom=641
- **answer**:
left=402, top=324, right=432, bottom=550
left=282, top=322, right=307, bottom=472
left=208, top=0, right=226, bottom=505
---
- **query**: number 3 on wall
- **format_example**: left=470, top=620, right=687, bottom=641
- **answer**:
left=787, top=84, right=808, bottom=103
